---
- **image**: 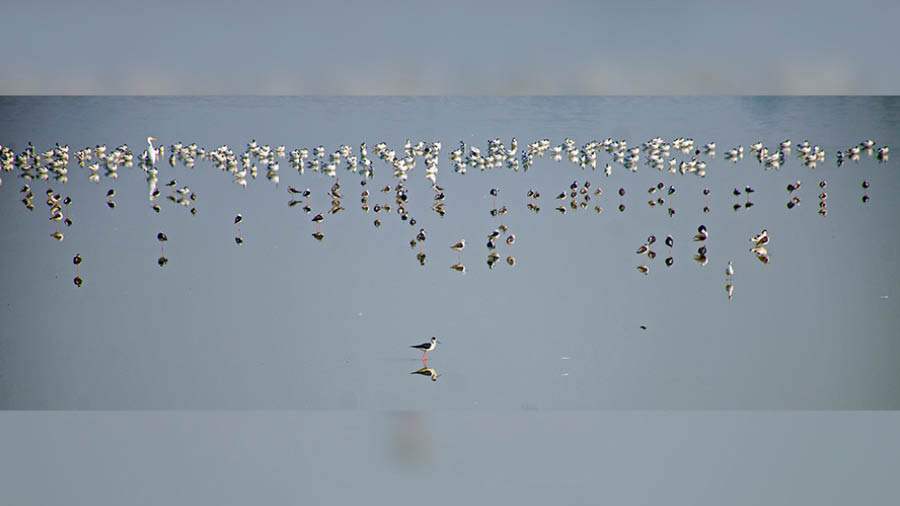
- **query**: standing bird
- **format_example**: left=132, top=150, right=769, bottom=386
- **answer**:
left=411, top=337, right=440, bottom=361
left=312, top=213, right=324, bottom=235
left=750, top=229, right=768, bottom=245
left=147, top=137, right=158, bottom=166
left=234, top=214, right=243, bottom=242
left=694, top=225, right=708, bottom=241
left=73, top=253, right=83, bottom=280
left=157, top=232, right=167, bottom=256
left=450, top=239, right=466, bottom=262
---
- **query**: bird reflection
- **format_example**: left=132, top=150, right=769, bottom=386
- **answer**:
left=410, top=365, right=441, bottom=382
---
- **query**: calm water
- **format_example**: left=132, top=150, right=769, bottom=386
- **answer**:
left=1, top=96, right=899, bottom=409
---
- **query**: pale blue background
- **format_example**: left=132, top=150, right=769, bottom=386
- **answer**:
left=1, top=96, right=898, bottom=409
left=2, top=1, right=899, bottom=94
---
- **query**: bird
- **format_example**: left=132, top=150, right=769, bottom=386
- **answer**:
left=665, top=235, right=673, bottom=248
left=411, top=366, right=440, bottom=381
left=451, top=239, right=466, bottom=257
left=411, top=337, right=440, bottom=360
left=637, top=265, right=649, bottom=275
left=234, top=214, right=243, bottom=224
left=147, top=137, right=158, bottom=166
left=73, top=253, right=82, bottom=266
left=750, top=229, right=768, bottom=245
left=726, top=284, right=734, bottom=300
left=694, top=225, right=708, bottom=241
left=726, top=261, right=734, bottom=278
left=506, top=234, right=515, bottom=246
left=73, top=276, right=83, bottom=287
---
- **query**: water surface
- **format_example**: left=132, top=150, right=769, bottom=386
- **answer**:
left=1, top=96, right=898, bottom=409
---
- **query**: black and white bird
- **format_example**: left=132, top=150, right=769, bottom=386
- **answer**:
left=411, top=337, right=440, bottom=360
left=694, top=225, right=708, bottom=242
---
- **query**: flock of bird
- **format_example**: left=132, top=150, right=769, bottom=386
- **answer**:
left=0, top=134, right=890, bottom=300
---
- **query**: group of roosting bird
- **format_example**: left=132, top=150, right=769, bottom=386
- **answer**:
left=0, top=135, right=889, bottom=297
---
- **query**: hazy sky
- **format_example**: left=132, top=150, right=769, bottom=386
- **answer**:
left=3, top=0, right=900, bottom=94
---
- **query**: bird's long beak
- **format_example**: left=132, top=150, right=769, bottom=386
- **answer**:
left=150, top=137, right=158, bottom=141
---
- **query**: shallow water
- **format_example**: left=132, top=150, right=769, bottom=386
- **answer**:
left=1, top=96, right=899, bottom=409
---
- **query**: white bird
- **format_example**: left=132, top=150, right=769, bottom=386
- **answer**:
left=726, top=261, right=734, bottom=278
left=147, top=137, right=158, bottom=166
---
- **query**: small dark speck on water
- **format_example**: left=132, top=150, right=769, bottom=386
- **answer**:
left=640, top=325, right=647, bottom=330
